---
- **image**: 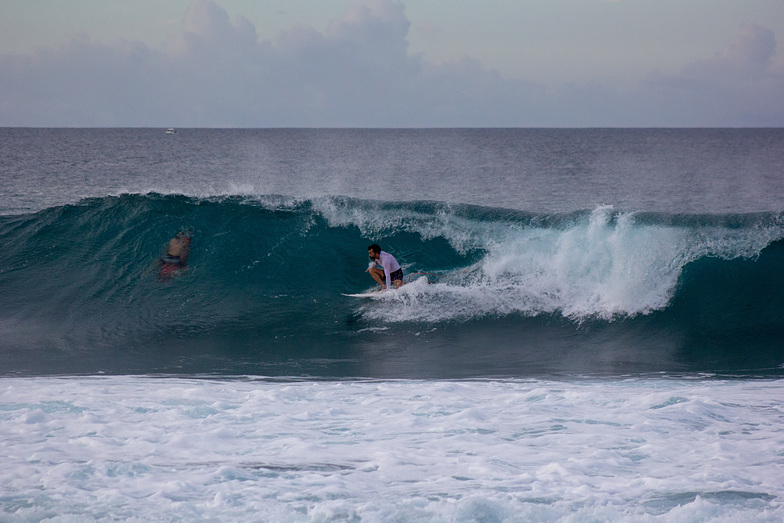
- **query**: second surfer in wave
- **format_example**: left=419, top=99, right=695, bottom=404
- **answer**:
left=158, top=229, right=192, bottom=282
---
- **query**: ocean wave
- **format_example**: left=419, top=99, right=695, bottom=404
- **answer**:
left=1, top=193, right=783, bottom=376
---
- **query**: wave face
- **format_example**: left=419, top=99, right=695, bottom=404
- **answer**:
left=1, top=194, right=783, bottom=377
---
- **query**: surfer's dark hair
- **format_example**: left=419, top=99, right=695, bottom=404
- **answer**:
left=368, top=244, right=381, bottom=254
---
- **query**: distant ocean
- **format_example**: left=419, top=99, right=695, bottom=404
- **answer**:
left=1, top=128, right=783, bottom=521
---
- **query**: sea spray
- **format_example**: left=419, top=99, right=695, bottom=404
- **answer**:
left=357, top=204, right=781, bottom=322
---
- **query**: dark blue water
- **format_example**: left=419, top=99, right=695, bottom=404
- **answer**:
left=1, top=129, right=783, bottom=377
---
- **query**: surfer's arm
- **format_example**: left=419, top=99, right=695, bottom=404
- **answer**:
left=382, top=259, right=392, bottom=289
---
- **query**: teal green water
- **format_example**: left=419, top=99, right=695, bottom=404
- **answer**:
left=1, top=193, right=782, bottom=377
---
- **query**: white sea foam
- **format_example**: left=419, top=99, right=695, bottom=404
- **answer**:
left=341, top=205, right=783, bottom=322
left=1, top=377, right=782, bottom=522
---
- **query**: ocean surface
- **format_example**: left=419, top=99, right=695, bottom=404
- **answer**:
left=1, top=128, right=783, bottom=521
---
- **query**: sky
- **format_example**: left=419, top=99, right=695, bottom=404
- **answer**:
left=1, top=0, right=783, bottom=127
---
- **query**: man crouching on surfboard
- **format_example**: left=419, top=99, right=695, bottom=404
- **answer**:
left=367, top=244, right=403, bottom=291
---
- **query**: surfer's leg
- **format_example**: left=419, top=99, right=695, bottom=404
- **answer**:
left=368, top=267, right=385, bottom=286
left=391, top=268, right=404, bottom=288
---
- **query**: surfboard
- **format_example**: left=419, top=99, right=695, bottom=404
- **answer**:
left=342, top=283, right=406, bottom=298
left=341, top=291, right=383, bottom=298
left=343, top=277, right=426, bottom=298
left=158, top=261, right=184, bottom=282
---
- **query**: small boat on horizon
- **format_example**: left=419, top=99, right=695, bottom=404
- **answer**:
left=165, top=128, right=177, bottom=134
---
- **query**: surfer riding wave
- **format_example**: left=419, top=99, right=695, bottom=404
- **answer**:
left=367, top=244, right=403, bottom=291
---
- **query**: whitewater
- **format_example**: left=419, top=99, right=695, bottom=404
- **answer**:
left=1, top=128, right=784, bottom=521
left=3, top=377, right=784, bottom=522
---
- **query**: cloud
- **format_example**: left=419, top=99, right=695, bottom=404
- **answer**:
left=675, top=23, right=778, bottom=80
left=0, top=34, right=166, bottom=126
left=169, top=0, right=258, bottom=57
left=640, top=23, right=784, bottom=126
left=0, top=1, right=782, bottom=127
left=0, top=0, right=534, bottom=127
left=721, top=23, right=777, bottom=74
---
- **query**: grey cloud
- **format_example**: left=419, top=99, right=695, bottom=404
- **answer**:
left=0, top=0, right=550, bottom=126
left=171, top=0, right=259, bottom=58
left=721, top=23, right=776, bottom=74
left=0, top=1, right=781, bottom=127
left=0, top=35, right=167, bottom=126
left=676, top=23, right=778, bottom=80
left=640, top=23, right=784, bottom=126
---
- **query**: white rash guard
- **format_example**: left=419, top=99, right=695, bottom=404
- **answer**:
left=376, top=251, right=401, bottom=289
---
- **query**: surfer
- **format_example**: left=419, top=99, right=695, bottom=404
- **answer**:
left=367, top=244, right=403, bottom=291
left=158, top=229, right=191, bottom=281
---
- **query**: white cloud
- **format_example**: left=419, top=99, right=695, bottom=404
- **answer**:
left=0, top=1, right=781, bottom=127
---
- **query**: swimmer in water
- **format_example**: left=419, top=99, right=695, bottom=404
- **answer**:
left=161, top=230, right=191, bottom=266
left=158, top=229, right=192, bottom=281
